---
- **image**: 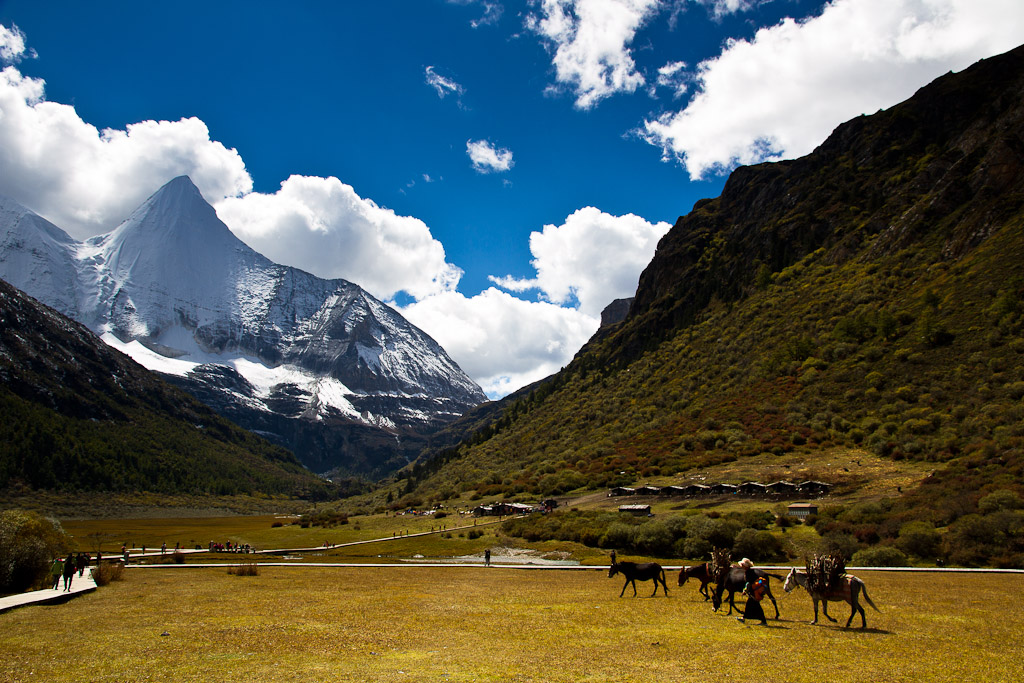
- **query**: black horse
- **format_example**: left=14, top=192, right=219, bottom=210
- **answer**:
left=711, top=567, right=783, bottom=618
left=677, top=563, right=713, bottom=600
left=609, top=561, right=669, bottom=597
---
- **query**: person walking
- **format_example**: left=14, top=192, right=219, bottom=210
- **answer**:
left=484, top=549, right=491, bottom=567
left=62, top=553, right=77, bottom=591
left=76, top=552, right=87, bottom=578
left=50, top=557, right=63, bottom=590
left=735, top=558, right=768, bottom=626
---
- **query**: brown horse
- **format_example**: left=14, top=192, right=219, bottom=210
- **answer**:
left=609, top=561, right=669, bottom=597
left=783, top=568, right=879, bottom=628
left=677, top=563, right=712, bottom=600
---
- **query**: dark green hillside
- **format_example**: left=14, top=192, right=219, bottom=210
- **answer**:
left=390, top=45, right=1024, bottom=565
left=0, top=278, right=336, bottom=499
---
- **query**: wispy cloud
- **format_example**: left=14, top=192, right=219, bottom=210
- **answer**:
left=424, top=65, right=465, bottom=100
left=466, top=139, right=514, bottom=173
left=0, top=24, right=31, bottom=63
left=448, top=0, right=505, bottom=28
left=643, top=0, right=1024, bottom=179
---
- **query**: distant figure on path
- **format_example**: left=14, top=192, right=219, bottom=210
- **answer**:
left=735, top=558, right=768, bottom=626
left=76, top=553, right=87, bottom=577
left=62, top=554, right=76, bottom=591
left=50, top=557, right=63, bottom=590
left=485, top=549, right=491, bottom=567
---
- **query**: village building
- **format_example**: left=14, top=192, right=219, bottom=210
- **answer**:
left=766, top=481, right=798, bottom=497
left=659, top=486, right=687, bottom=497
left=796, top=481, right=832, bottom=496
left=787, top=502, right=819, bottom=518
left=738, top=482, right=766, bottom=497
left=618, top=504, right=652, bottom=517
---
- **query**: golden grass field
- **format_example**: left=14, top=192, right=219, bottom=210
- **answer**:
left=2, top=565, right=1021, bottom=682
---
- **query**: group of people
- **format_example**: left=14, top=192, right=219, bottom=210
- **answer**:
left=209, top=541, right=253, bottom=553
left=49, top=553, right=90, bottom=592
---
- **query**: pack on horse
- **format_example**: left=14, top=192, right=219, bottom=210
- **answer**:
left=609, top=560, right=669, bottom=597
left=711, top=566, right=783, bottom=618
left=677, top=563, right=713, bottom=600
left=783, top=568, right=879, bottom=628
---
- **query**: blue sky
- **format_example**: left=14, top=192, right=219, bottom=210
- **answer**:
left=1, top=1, right=1021, bottom=397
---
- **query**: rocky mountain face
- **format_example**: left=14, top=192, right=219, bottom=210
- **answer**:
left=394, top=42, right=1024, bottom=549
left=0, top=177, right=486, bottom=478
left=616, top=44, right=1024, bottom=367
left=0, top=277, right=335, bottom=497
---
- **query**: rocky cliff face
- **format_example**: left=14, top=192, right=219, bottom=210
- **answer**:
left=0, top=177, right=486, bottom=477
left=621, top=45, right=1024, bottom=364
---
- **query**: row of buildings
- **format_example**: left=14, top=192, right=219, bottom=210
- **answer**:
left=607, top=480, right=832, bottom=499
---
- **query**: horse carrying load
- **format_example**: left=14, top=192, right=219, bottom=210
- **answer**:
left=783, top=553, right=879, bottom=628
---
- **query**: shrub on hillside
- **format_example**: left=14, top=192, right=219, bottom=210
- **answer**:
left=852, top=545, right=908, bottom=567
left=0, top=509, right=70, bottom=593
left=896, top=521, right=941, bottom=559
left=731, top=528, right=786, bottom=562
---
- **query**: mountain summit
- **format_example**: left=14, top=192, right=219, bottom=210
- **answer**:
left=0, top=177, right=486, bottom=477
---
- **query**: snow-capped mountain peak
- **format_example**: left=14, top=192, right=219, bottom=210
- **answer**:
left=0, top=177, right=486, bottom=475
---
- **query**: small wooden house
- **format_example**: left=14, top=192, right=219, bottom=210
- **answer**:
left=634, top=486, right=661, bottom=496
left=618, top=504, right=652, bottom=517
left=766, top=481, right=798, bottom=497
left=797, top=481, right=831, bottom=497
left=787, top=502, right=819, bottom=518
left=738, top=482, right=767, bottom=497
left=608, top=487, right=636, bottom=497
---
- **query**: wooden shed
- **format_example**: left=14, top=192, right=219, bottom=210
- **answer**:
left=618, top=504, right=652, bottom=517
left=787, top=502, right=819, bottom=518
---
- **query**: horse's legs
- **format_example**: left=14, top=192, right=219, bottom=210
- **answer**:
left=620, top=579, right=629, bottom=597
left=844, top=600, right=858, bottom=629
left=726, top=590, right=737, bottom=616
left=766, top=590, right=780, bottom=619
left=699, top=580, right=709, bottom=601
left=821, top=599, right=837, bottom=622
left=810, top=599, right=819, bottom=625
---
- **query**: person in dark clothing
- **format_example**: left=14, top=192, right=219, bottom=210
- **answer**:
left=76, top=553, right=87, bottom=577
left=62, top=553, right=77, bottom=591
left=735, top=558, right=768, bottom=626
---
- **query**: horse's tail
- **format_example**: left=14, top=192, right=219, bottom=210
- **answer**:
left=660, top=568, right=669, bottom=594
left=859, top=580, right=880, bottom=612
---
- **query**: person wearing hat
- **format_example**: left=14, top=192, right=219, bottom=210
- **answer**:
left=736, top=558, right=768, bottom=626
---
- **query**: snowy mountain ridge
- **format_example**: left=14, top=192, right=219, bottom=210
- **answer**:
left=0, top=176, right=486, bottom=475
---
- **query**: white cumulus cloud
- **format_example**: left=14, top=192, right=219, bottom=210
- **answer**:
left=490, top=206, right=670, bottom=317
left=0, top=62, right=251, bottom=238
left=643, top=0, right=1024, bottom=179
left=466, top=139, right=514, bottom=173
left=398, top=288, right=599, bottom=398
left=214, top=175, right=463, bottom=302
left=527, top=0, right=663, bottom=109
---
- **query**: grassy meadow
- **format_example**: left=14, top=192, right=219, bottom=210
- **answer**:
left=2, top=566, right=1021, bottom=682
